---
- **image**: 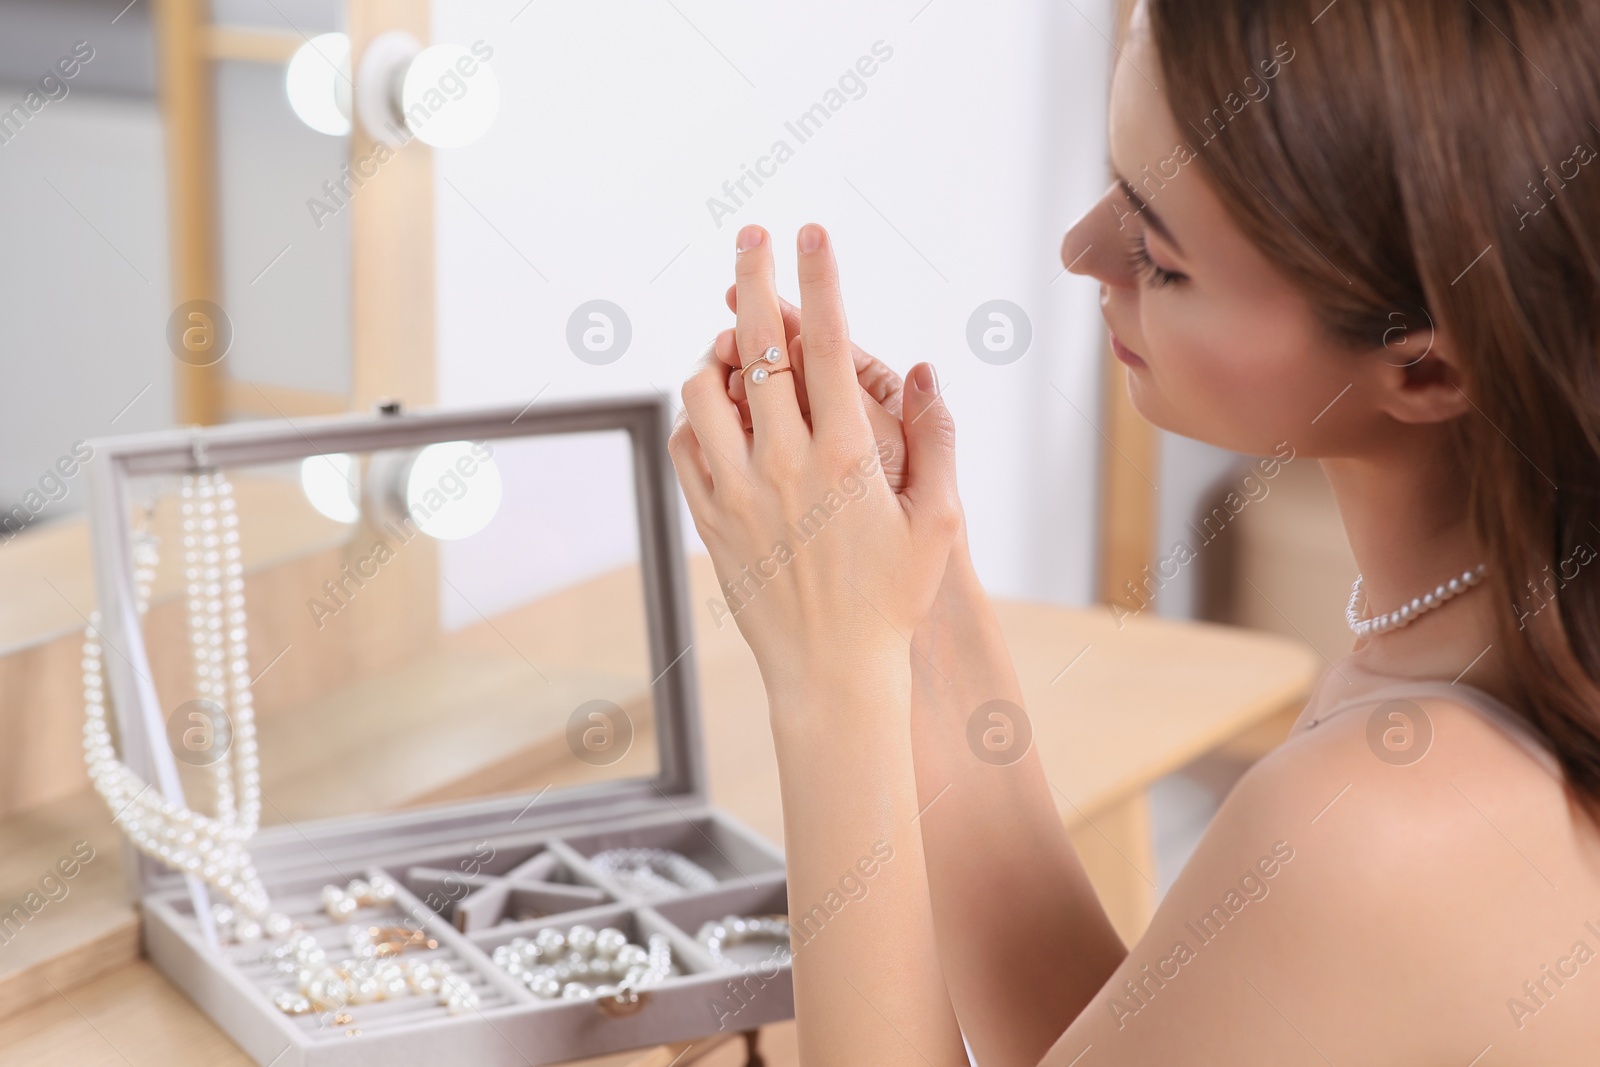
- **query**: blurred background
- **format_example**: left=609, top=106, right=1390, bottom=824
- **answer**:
left=0, top=0, right=1356, bottom=1055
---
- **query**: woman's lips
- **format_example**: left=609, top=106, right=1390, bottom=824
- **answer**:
left=1110, top=333, right=1147, bottom=368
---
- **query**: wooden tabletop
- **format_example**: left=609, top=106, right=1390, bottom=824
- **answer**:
left=0, top=553, right=1319, bottom=1066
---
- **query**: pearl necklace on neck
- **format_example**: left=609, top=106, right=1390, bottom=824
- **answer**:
left=1345, top=563, right=1488, bottom=639
left=82, top=470, right=270, bottom=917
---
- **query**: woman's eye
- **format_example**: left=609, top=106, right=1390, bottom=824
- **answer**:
left=1128, top=231, right=1186, bottom=288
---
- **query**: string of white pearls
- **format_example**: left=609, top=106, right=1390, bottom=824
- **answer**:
left=179, top=472, right=261, bottom=835
left=213, top=902, right=294, bottom=944
left=321, top=877, right=399, bottom=921
left=1346, top=564, right=1488, bottom=639
left=270, top=926, right=478, bottom=1017
left=82, top=471, right=270, bottom=918
left=695, top=914, right=790, bottom=970
left=492, top=923, right=672, bottom=1000
left=588, top=848, right=717, bottom=898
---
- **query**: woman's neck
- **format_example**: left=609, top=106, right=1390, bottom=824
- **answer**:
left=1319, top=450, right=1510, bottom=699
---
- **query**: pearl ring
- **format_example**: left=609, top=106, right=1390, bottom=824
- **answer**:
left=741, top=345, right=791, bottom=385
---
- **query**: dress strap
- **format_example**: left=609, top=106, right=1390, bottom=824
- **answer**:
left=1294, top=678, right=1563, bottom=780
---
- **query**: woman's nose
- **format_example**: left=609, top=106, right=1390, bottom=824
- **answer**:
left=1061, top=183, right=1136, bottom=288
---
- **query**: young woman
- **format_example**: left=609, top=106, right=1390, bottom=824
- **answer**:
left=668, top=0, right=1600, bottom=1062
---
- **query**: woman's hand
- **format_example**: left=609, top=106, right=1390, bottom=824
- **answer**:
left=712, top=288, right=911, bottom=492
left=717, top=270, right=980, bottom=634
left=668, top=223, right=961, bottom=701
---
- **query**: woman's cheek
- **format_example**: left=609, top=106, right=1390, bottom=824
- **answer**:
left=1144, top=326, right=1287, bottom=454
left=1134, top=313, right=1239, bottom=436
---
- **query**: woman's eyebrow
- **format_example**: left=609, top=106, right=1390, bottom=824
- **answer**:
left=1117, top=176, right=1186, bottom=256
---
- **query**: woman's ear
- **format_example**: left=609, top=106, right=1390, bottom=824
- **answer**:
left=1368, top=327, right=1475, bottom=425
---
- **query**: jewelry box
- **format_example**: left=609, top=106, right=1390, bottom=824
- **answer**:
left=84, top=397, right=795, bottom=1066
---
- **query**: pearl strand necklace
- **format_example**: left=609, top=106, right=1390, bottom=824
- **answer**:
left=180, top=472, right=262, bottom=832
left=82, top=471, right=270, bottom=917
left=1345, top=563, right=1488, bottom=639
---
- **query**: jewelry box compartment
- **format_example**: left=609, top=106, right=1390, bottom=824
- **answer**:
left=140, top=807, right=796, bottom=1066
left=649, top=878, right=793, bottom=973
left=143, top=865, right=529, bottom=1062
left=558, top=811, right=787, bottom=900
left=383, top=840, right=615, bottom=933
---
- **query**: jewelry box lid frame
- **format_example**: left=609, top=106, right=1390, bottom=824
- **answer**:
left=84, top=395, right=708, bottom=913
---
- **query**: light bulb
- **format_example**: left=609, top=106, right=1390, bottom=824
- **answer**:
left=285, top=32, right=352, bottom=136
left=400, top=44, right=499, bottom=148
left=404, top=442, right=501, bottom=540
left=300, top=454, right=360, bottom=524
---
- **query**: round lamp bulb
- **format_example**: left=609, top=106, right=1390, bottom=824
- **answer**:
left=300, top=454, right=360, bottom=524
left=400, top=44, right=499, bottom=148
left=286, top=32, right=352, bottom=136
left=405, top=442, right=502, bottom=540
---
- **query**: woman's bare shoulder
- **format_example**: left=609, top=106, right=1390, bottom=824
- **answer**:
left=1042, top=692, right=1600, bottom=1065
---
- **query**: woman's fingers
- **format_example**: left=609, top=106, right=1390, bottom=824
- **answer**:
left=899, top=362, right=960, bottom=529
left=854, top=349, right=904, bottom=419
left=666, top=408, right=715, bottom=513
left=712, top=329, right=751, bottom=429
left=716, top=327, right=812, bottom=428
left=794, top=224, right=870, bottom=441
left=679, top=339, right=751, bottom=486
left=723, top=285, right=904, bottom=418
left=733, top=225, right=807, bottom=454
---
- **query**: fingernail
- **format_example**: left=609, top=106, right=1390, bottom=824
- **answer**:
left=798, top=224, right=823, bottom=253
left=737, top=225, right=764, bottom=251
left=912, top=363, right=937, bottom=392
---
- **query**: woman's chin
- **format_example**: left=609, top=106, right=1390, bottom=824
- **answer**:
left=1123, top=371, right=1216, bottom=446
left=1121, top=362, right=1164, bottom=426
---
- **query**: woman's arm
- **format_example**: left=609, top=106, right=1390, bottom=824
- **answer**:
left=770, top=668, right=968, bottom=1065
left=909, top=527, right=1127, bottom=1066
left=710, top=282, right=1127, bottom=1062
left=670, top=222, right=971, bottom=1063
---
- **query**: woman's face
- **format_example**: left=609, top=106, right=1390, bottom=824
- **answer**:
left=1063, top=9, right=1371, bottom=458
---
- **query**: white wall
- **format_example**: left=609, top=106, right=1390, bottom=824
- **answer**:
left=432, top=0, right=1115, bottom=610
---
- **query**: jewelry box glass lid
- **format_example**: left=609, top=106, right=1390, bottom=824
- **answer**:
left=85, top=397, right=704, bottom=898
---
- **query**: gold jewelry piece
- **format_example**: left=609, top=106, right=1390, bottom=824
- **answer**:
left=367, top=925, right=439, bottom=956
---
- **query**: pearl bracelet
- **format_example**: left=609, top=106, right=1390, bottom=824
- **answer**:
left=696, top=914, right=790, bottom=970
left=492, top=923, right=673, bottom=1001
left=588, top=848, right=717, bottom=898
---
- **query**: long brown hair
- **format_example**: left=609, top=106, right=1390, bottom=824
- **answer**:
left=1146, top=0, right=1600, bottom=800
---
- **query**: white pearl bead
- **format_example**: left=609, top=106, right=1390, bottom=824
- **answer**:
left=567, top=924, right=597, bottom=956
left=594, top=928, right=627, bottom=959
